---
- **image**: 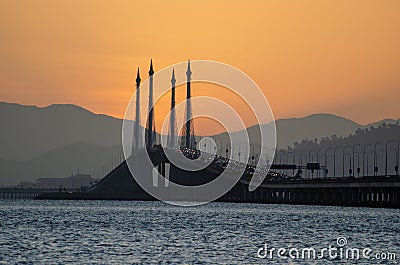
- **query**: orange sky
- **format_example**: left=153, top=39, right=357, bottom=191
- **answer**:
left=1, top=0, right=400, bottom=134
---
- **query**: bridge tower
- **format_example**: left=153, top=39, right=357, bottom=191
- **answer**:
left=168, top=69, right=177, bottom=147
left=146, top=59, right=155, bottom=149
left=133, top=68, right=141, bottom=151
left=181, top=60, right=196, bottom=150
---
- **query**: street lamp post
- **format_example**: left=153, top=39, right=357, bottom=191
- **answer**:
left=377, top=149, right=386, bottom=176
left=300, top=150, right=308, bottom=178
left=397, top=140, right=400, bottom=176
left=343, top=145, right=351, bottom=177
left=374, top=141, right=383, bottom=176
left=334, top=146, right=341, bottom=178
left=287, top=151, right=295, bottom=176
left=344, top=152, right=352, bottom=177
left=308, top=150, right=315, bottom=179
left=363, top=144, right=371, bottom=177
left=230, top=142, right=234, bottom=159
left=324, top=147, right=332, bottom=178
left=354, top=151, right=361, bottom=177
left=352, top=144, right=360, bottom=178
left=316, top=149, right=322, bottom=178
left=266, top=147, right=272, bottom=167
left=280, top=150, right=287, bottom=175
left=300, top=150, right=308, bottom=167
left=385, top=140, right=394, bottom=176
left=390, top=147, right=397, bottom=176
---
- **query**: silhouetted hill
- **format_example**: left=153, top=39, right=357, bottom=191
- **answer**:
left=213, top=114, right=362, bottom=150
left=362, top=118, right=400, bottom=129
left=0, top=102, right=122, bottom=161
left=0, top=142, right=121, bottom=185
left=273, top=114, right=361, bottom=148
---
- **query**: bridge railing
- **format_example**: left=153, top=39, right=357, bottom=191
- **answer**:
left=92, top=149, right=125, bottom=184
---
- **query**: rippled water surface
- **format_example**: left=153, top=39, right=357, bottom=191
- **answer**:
left=0, top=200, right=399, bottom=264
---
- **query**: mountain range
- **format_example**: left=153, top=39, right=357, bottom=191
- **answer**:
left=0, top=102, right=398, bottom=185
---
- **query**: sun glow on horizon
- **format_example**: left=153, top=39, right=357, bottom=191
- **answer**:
left=1, top=0, right=400, bottom=135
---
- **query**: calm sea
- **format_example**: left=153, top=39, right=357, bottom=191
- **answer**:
left=0, top=200, right=399, bottom=264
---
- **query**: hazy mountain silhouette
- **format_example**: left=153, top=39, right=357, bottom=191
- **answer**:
left=272, top=114, right=362, bottom=148
left=363, top=118, right=400, bottom=129
left=0, top=142, right=121, bottom=185
left=213, top=114, right=362, bottom=150
left=0, top=101, right=398, bottom=185
left=0, top=102, right=122, bottom=161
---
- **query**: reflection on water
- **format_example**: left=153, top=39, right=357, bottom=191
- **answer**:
left=0, top=200, right=399, bottom=264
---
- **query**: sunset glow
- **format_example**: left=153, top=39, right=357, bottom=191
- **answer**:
left=1, top=0, right=399, bottom=135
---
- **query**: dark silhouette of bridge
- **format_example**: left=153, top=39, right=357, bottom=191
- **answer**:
left=32, top=60, right=400, bottom=208
left=35, top=145, right=400, bottom=208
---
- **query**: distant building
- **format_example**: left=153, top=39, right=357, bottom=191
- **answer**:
left=35, top=173, right=95, bottom=189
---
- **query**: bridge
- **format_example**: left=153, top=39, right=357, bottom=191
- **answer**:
left=33, top=60, right=400, bottom=208
left=0, top=188, right=72, bottom=200
left=34, top=144, right=400, bottom=208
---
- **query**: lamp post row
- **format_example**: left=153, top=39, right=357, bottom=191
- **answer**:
left=215, top=139, right=399, bottom=178
left=273, top=140, right=399, bottom=178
